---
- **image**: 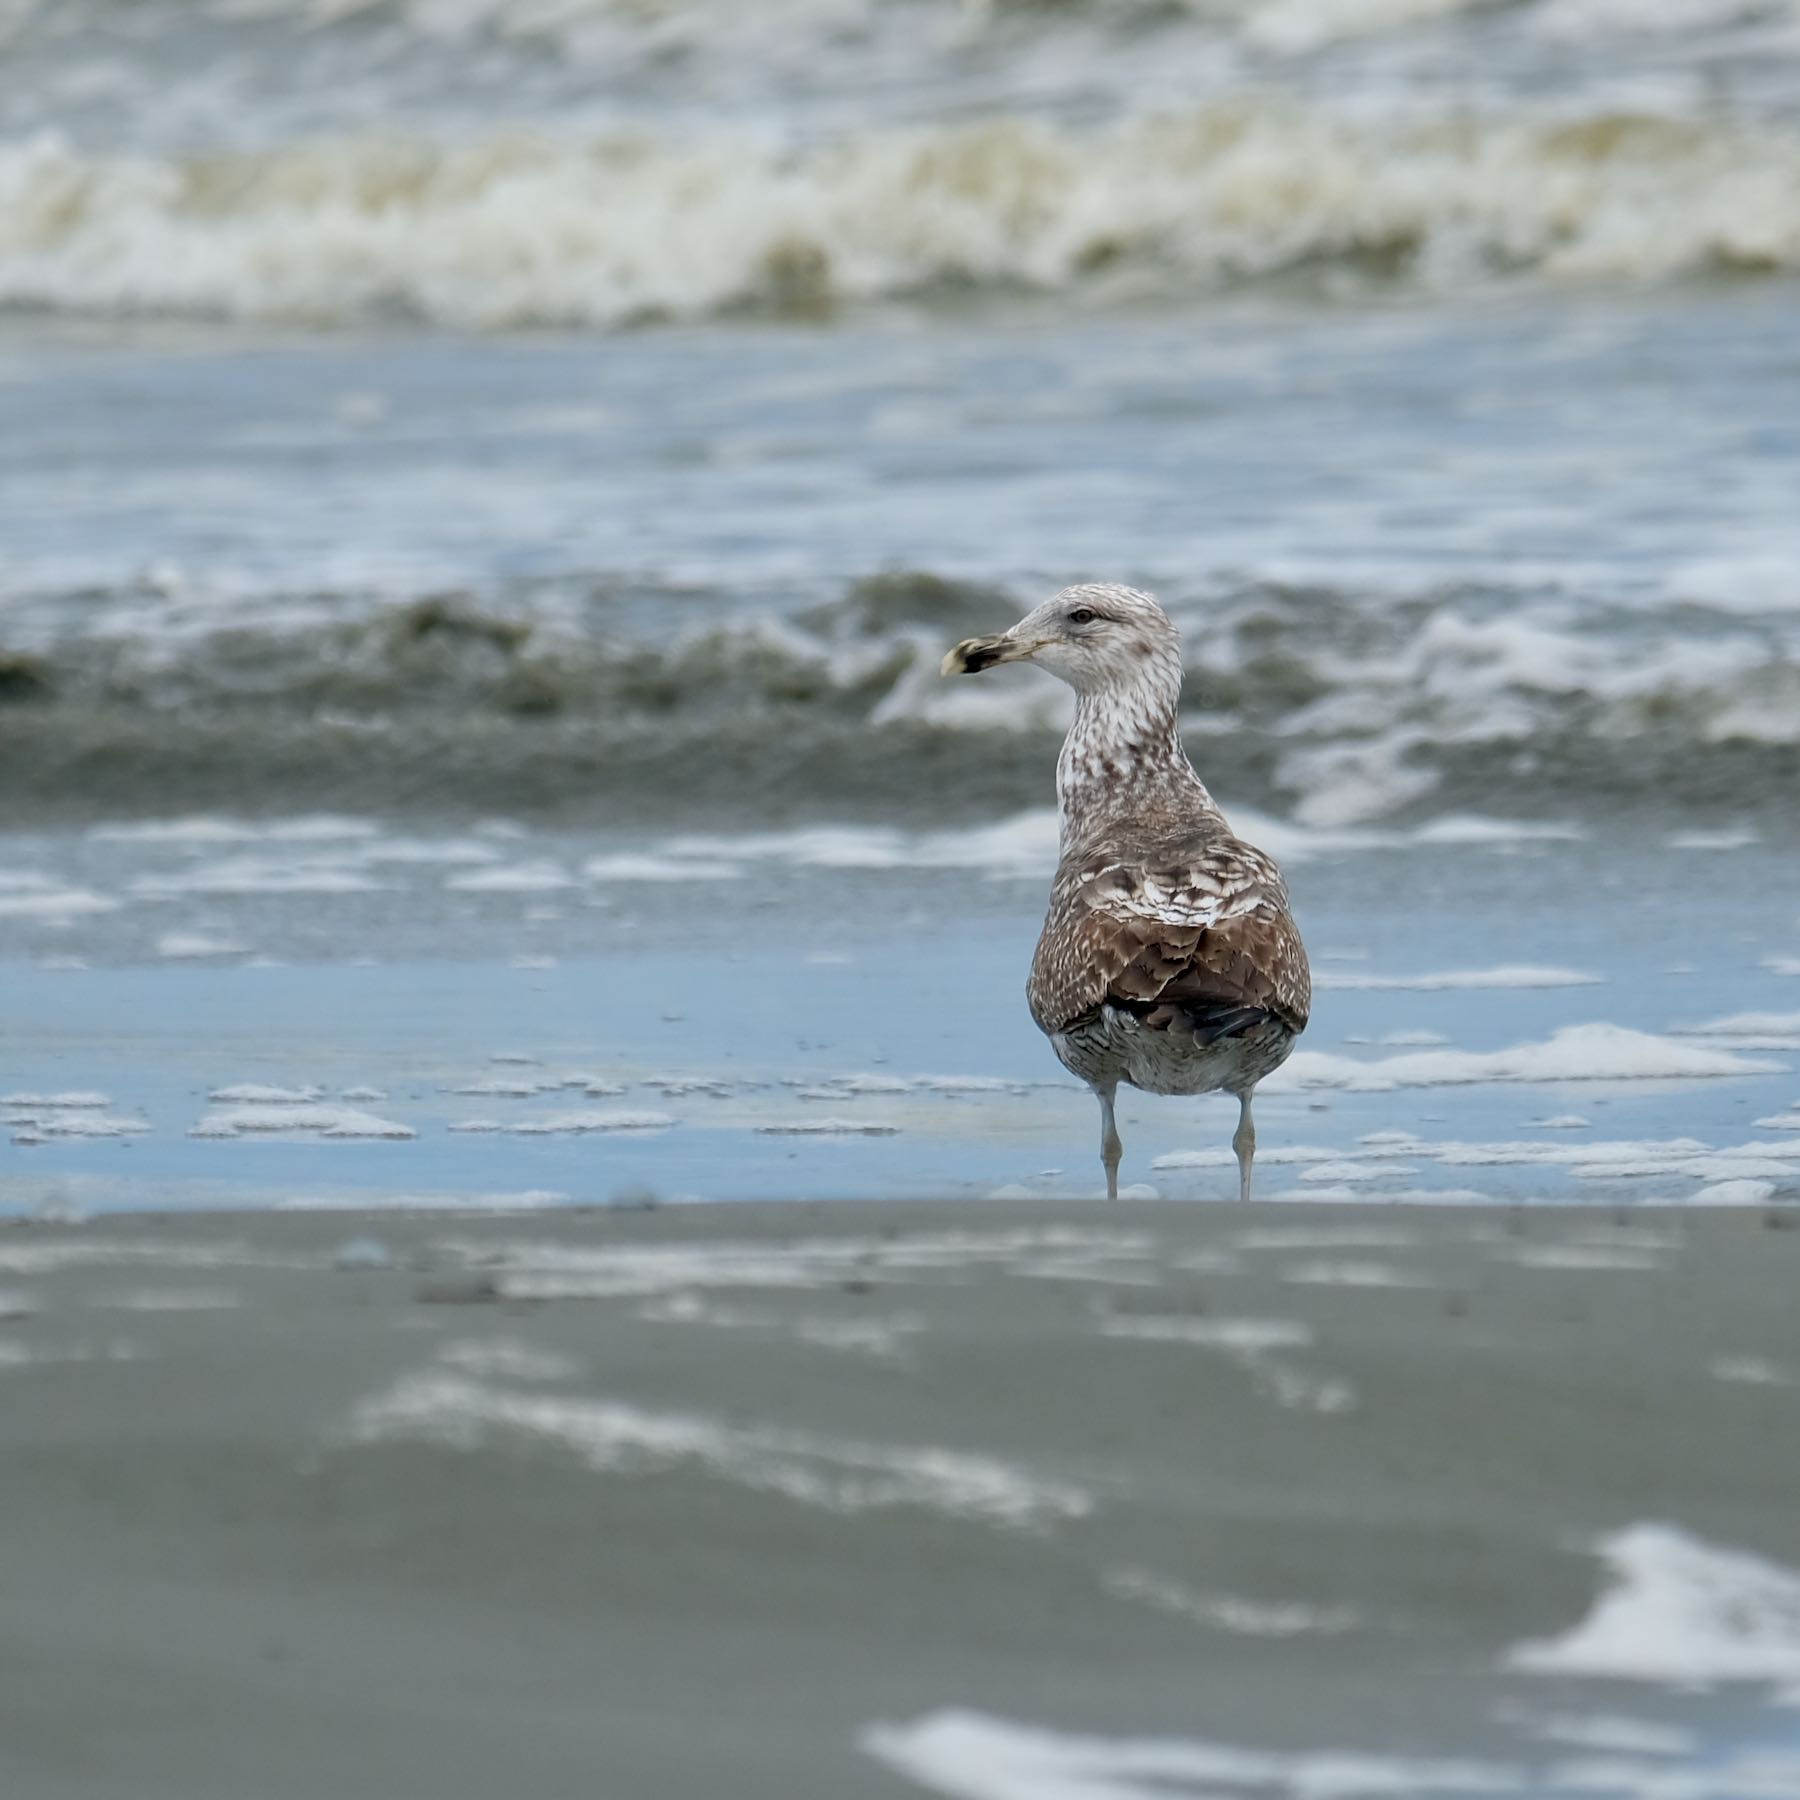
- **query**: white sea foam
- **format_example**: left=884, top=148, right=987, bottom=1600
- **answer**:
left=795, top=1073, right=911, bottom=1096
left=1316, top=965, right=1603, bottom=991
left=92, top=815, right=378, bottom=844
left=1162, top=1131, right=1798, bottom=1194
left=863, top=1703, right=1800, bottom=1800
left=189, top=1103, right=415, bottom=1139
left=352, top=1373, right=1090, bottom=1530
left=207, top=1083, right=324, bottom=1103
left=89, top=817, right=261, bottom=845
left=1689, top=1178, right=1779, bottom=1206
left=654, top=807, right=1577, bottom=886
left=754, top=1117, right=902, bottom=1136
left=1098, top=1311, right=1352, bottom=1409
left=795, top=1315, right=927, bottom=1358
left=580, top=853, right=746, bottom=883
left=1150, top=1144, right=1341, bottom=1171
left=861, top=1710, right=1517, bottom=1800
left=912, top=1075, right=1025, bottom=1094
left=5, top=1089, right=148, bottom=1141
left=130, top=855, right=386, bottom=896
left=1272, top=1024, right=1785, bottom=1093
left=506, top=1109, right=673, bottom=1135
left=1678, top=1010, right=1800, bottom=1050
left=1667, top=826, right=1761, bottom=851
left=9, top=105, right=1800, bottom=331
left=1234, top=1225, right=1421, bottom=1251
left=1102, top=1566, right=1356, bottom=1638
left=0, top=885, right=118, bottom=918
left=664, top=813, right=1063, bottom=881
left=793, top=1071, right=1024, bottom=1100
left=356, top=836, right=499, bottom=866
left=154, top=930, right=250, bottom=959
left=1509, top=1523, right=1800, bottom=1688
left=1426, top=1135, right=1708, bottom=1168
left=1280, top=1259, right=1434, bottom=1287
left=1408, top=816, right=1587, bottom=845
left=429, top=1226, right=1153, bottom=1302
left=444, top=861, right=575, bottom=892
left=1297, top=1160, right=1419, bottom=1185
left=642, top=1291, right=925, bottom=1359
left=1100, top=1315, right=1314, bottom=1352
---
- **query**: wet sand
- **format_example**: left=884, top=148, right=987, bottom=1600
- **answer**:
left=5, top=1199, right=1800, bottom=1799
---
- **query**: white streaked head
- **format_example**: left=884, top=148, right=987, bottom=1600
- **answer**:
left=941, top=583, right=1183, bottom=702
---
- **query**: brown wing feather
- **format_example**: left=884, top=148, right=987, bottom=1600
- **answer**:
left=1028, top=839, right=1311, bottom=1042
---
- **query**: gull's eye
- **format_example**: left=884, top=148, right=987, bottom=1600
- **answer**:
left=1066, top=607, right=1098, bottom=626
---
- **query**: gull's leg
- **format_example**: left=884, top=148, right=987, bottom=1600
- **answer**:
left=1097, top=1084, right=1123, bottom=1201
left=1232, top=1089, right=1257, bottom=1204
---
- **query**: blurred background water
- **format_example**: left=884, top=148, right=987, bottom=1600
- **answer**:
left=2, top=0, right=1798, bottom=1207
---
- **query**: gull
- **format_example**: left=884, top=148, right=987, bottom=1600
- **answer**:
left=943, top=583, right=1310, bottom=1200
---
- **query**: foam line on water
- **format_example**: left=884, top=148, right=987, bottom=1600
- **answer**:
left=1272, top=1025, right=1785, bottom=1093
left=7, top=106, right=1800, bottom=329
left=350, top=1373, right=1091, bottom=1531
left=860, top=1706, right=1800, bottom=1800
left=1509, top=1524, right=1800, bottom=1690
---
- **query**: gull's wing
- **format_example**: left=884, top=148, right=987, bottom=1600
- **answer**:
left=1028, top=837, right=1311, bottom=1043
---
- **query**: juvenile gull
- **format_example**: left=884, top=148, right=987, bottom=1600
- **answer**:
left=943, top=583, right=1310, bottom=1200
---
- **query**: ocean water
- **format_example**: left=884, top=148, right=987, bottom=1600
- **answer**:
left=3, top=814, right=1797, bottom=1211
left=1, top=0, right=1798, bottom=1212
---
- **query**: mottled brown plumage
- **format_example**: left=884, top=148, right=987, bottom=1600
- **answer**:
left=943, top=582, right=1310, bottom=1198
left=1029, top=837, right=1311, bottom=1047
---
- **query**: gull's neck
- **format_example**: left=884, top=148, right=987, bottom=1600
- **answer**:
left=1056, top=657, right=1222, bottom=853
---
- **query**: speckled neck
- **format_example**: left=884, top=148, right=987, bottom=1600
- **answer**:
left=1055, top=649, right=1221, bottom=853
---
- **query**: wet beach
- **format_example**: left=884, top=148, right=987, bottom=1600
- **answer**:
left=5, top=1200, right=1800, bottom=1799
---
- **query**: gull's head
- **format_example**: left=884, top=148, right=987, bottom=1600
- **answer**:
left=940, top=583, right=1182, bottom=699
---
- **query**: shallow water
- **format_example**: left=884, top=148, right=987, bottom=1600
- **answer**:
left=4, top=817, right=1795, bottom=1213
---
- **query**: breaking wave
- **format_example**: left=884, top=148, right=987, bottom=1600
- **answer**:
left=4, top=571, right=1798, bottom=822
left=4, top=104, right=1800, bottom=328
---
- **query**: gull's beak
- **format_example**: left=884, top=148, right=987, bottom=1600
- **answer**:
left=940, top=631, right=1040, bottom=677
